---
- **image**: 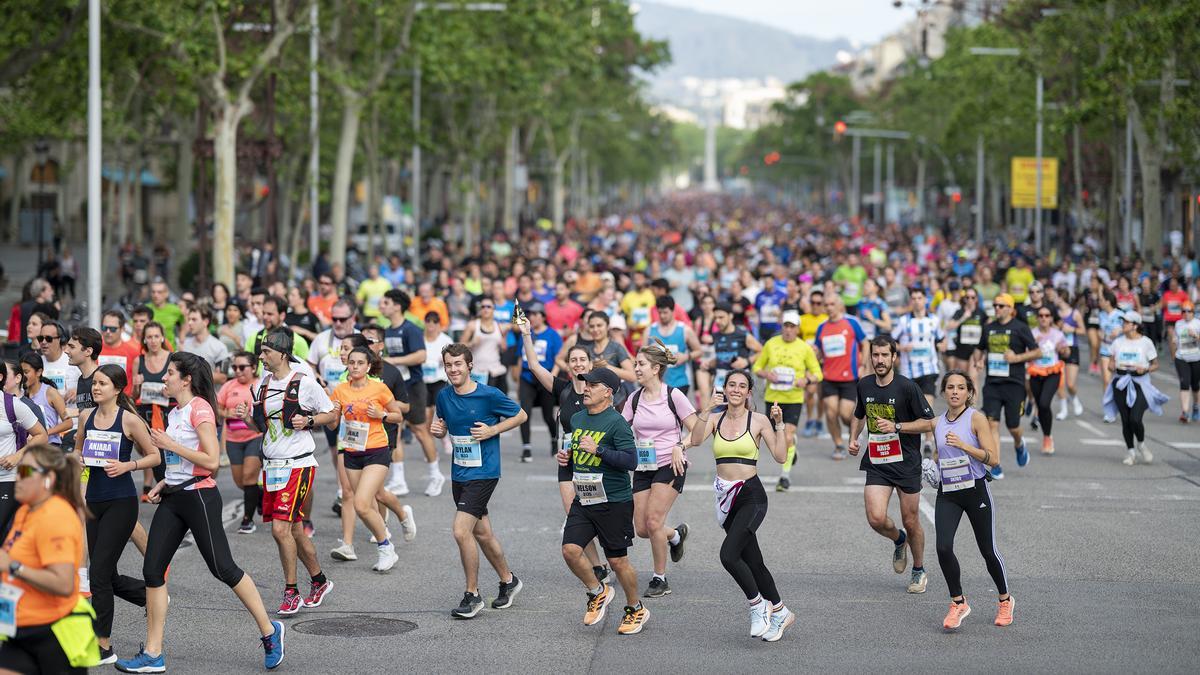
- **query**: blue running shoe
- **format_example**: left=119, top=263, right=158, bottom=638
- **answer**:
left=990, top=465, right=1005, bottom=480
left=263, top=620, right=285, bottom=669
left=115, top=647, right=165, bottom=673
left=801, top=420, right=815, bottom=438
left=1015, top=443, right=1029, bottom=468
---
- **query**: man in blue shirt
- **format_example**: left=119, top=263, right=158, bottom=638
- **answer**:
left=755, top=276, right=788, bottom=342
left=513, top=303, right=563, bottom=462
left=432, top=343, right=527, bottom=620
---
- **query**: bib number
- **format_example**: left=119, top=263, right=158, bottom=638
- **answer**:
left=452, top=435, right=482, bottom=467
left=959, top=324, right=982, bottom=346
left=822, top=333, right=847, bottom=357
left=1036, top=341, right=1059, bottom=368
left=867, top=432, right=903, bottom=465
left=842, top=281, right=861, bottom=299
left=760, top=304, right=780, bottom=325
left=385, top=336, right=405, bottom=357
left=98, top=355, right=127, bottom=373
left=422, top=364, right=438, bottom=380
left=986, top=353, right=1009, bottom=377
left=1116, top=351, right=1141, bottom=370
left=0, top=584, right=23, bottom=638
left=573, top=472, right=608, bottom=506
left=533, top=340, right=549, bottom=363
left=939, top=455, right=976, bottom=492
left=769, top=367, right=796, bottom=391
left=636, top=439, right=658, bottom=472
left=340, top=419, right=370, bottom=452
left=632, top=307, right=651, bottom=327
left=45, top=369, right=66, bottom=392
left=911, top=344, right=933, bottom=360
left=82, top=429, right=121, bottom=467
left=140, top=382, right=169, bottom=406
left=263, top=460, right=291, bottom=493
left=714, top=368, right=729, bottom=392
left=322, top=364, right=346, bottom=386
left=163, top=450, right=180, bottom=467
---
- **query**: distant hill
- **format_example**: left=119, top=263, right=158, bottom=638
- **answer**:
left=635, top=1, right=850, bottom=86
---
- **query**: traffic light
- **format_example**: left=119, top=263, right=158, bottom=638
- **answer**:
left=834, top=120, right=847, bottom=137
left=951, top=191, right=962, bottom=204
left=763, top=151, right=781, bottom=166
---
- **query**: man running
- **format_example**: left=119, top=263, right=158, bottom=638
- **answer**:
left=752, top=310, right=822, bottom=491
left=975, top=293, right=1040, bottom=479
left=815, top=297, right=867, bottom=460
left=848, top=335, right=935, bottom=594
left=431, top=343, right=527, bottom=619
left=558, top=367, right=649, bottom=635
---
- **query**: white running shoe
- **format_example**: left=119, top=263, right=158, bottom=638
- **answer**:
left=750, top=602, right=772, bottom=638
left=1072, top=397, right=1084, bottom=417
left=425, top=473, right=446, bottom=497
left=400, top=505, right=417, bottom=542
left=761, top=606, right=794, bottom=642
left=1138, top=443, right=1153, bottom=464
left=387, top=479, right=410, bottom=497
left=1055, top=406, right=1068, bottom=421
left=330, top=541, right=358, bottom=561
left=1103, top=414, right=1117, bottom=424
left=373, top=543, right=399, bottom=572
left=1122, top=451, right=1136, bottom=466
left=369, top=529, right=393, bottom=544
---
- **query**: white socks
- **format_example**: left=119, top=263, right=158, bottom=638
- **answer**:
left=427, top=459, right=443, bottom=478
left=668, top=530, right=681, bottom=546
left=390, top=462, right=406, bottom=484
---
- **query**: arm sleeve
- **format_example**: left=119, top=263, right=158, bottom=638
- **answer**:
left=852, top=318, right=866, bottom=341
left=190, top=398, right=217, bottom=427
left=600, top=418, right=638, bottom=471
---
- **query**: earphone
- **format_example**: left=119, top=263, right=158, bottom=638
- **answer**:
left=43, top=478, right=52, bottom=491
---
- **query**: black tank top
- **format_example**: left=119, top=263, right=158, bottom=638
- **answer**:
left=83, top=407, right=137, bottom=502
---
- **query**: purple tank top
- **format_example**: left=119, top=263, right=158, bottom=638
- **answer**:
left=935, top=407, right=988, bottom=489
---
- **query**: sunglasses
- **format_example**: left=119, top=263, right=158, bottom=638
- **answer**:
left=331, top=315, right=353, bottom=323
left=993, top=304, right=1009, bottom=309
left=1037, top=313, right=1053, bottom=318
left=232, top=364, right=254, bottom=371
left=101, top=326, right=121, bottom=333
left=17, top=464, right=49, bottom=479
left=479, top=304, right=494, bottom=309
left=364, top=338, right=381, bottom=345
left=36, top=335, right=59, bottom=343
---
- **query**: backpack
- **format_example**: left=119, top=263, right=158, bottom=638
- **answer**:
left=3, top=393, right=29, bottom=449
left=252, top=372, right=309, bottom=433
left=629, top=386, right=684, bottom=436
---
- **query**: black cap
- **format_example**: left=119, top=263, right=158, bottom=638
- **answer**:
left=525, top=302, right=546, bottom=315
left=261, top=329, right=301, bottom=363
left=577, top=368, right=620, bottom=394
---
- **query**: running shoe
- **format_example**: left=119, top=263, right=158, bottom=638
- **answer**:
left=492, top=574, right=523, bottom=609
left=386, top=478, right=410, bottom=497
left=1089, top=363, right=1100, bottom=374
left=303, top=579, right=334, bottom=607
left=1073, top=397, right=1084, bottom=416
left=750, top=601, right=772, bottom=638
left=943, top=601, right=971, bottom=631
left=643, top=576, right=671, bottom=598
left=669, top=523, right=689, bottom=563
left=831, top=447, right=847, bottom=461
left=815, top=421, right=826, bottom=436
left=761, top=606, right=794, bottom=642
left=1030, top=415, right=1039, bottom=432
left=277, top=589, right=302, bottom=615
left=238, top=518, right=257, bottom=534
left=994, top=596, right=1015, bottom=626
left=1042, top=437, right=1055, bottom=455
left=332, top=496, right=342, bottom=516
left=1103, top=413, right=1116, bottom=424
left=425, top=473, right=446, bottom=497
left=521, top=447, right=532, bottom=463
left=907, top=568, right=928, bottom=593
left=99, top=646, right=118, bottom=665
left=303, top=520, right=315, bottom=538
left=1056, top=406, right=1069, bottom=421
left=451, top=592, right=485, bottom=619
left=369, top=529, right=392, bottom=544
left=262, top=621, right=285, bottom=670
left=593, top=565, right=611, bottom=585
left=617, top=604, right=650, bottom=635
left=1138, top=442, right=1153, bottom=464
left=373, top=543, right=399, bottom=572
left=1014, top=442, right=1030, bottom=467
left=801, top=420, right=816, bottom=438
left=1122, top=451, right=1137, bottom=466
left=584, top=583, right=613, bottom=625
left=892, top=532, right=908, bottom=573
left=1192, top=406, right=1200, bottom=422
left=1181, top=413, right=1189, bottom=424
left=776, top=476, right=790, bottom=492
left=330, top=541, right=357, bottom=561
left=400, top=505, right=417, bottom=542
left=922, top=442, right=933, bottom=458
left=115, top=647, right=165, bottom=673
left=990, top=465, right=1005, bottom=480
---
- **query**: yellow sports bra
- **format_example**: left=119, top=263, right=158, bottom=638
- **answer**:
left=713, top=410, right=758, bottom=465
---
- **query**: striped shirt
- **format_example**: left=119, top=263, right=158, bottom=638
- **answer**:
left=892, top=314, right=944, bottom=379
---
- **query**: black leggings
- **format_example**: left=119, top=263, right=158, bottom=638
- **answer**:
left=489, top=374, right=508, bottom=395
left=518, top=378, right=557, bottom=446
left=1029, top=373, right=1061, bottom=436
left=935, top=479, right=1009, bottom=599
left=1114, top=380, right=1148, bottom=449
left=719, top=477, right=781, bottom=605
left=0, top=482, right=18, bottom=543
left=0, top=623, right=85, bottom=674
left=86, top=497, right=147, bottom=638
left=1175, top=359, right=1200, bottom=392
left=143, top=487, right=244, bottom=589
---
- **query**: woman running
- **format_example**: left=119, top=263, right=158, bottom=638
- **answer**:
left=217, top=350, right=264, bottom=533
left=0, top=364, right=49, bottom=539
left=19, top=352, right=71, bottom=445
left=1027, top=307, right=1069, bottom=455
left=688, top=371, right=794, bottom=641
left=1097, top=291, right=1122, bottom=422
left=1102, top=313, right=1169, bottom=467
left=623, top=340, right=699, bottom=598
left=1054, top=291, right=1086, bottom=419
left=1084, top=278, right=1103, bottom=374
left=75, top=363, right=158, bottom=664
left=327, top=346, right=416, bottom=573
left=134, top=321, right=173, bottom=494
left=117, top=352, right=284, bottom=673
left=932, top=371, right=1012, bottom=631
left=1173, top=304, right=1200, bottom=423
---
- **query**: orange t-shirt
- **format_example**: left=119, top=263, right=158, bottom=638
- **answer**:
left=99, top=340, right=142, bottom=394
left=3, top=495, right=83, bottom=627
left=330, top=379, right=394, bottom=453
left=307, top=294, right=337, bottom=326
left=410, top=297, right=449, bottom=327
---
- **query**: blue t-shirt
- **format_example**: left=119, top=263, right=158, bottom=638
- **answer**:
left=755, top=287, right=788, bottom=330
left=384, top=319, right=426, bottom=385
left=493, top=300, right=514, bottom=324
left=436, top=383, right=523, bottom=482
left=515, top=327, right=562, bottom=383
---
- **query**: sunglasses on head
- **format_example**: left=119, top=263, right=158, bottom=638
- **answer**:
left=17, top=464, right=48, bottom=479
left=36, top=335, right=58, bottom=343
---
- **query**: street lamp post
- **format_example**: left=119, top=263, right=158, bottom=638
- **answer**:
left=87, top=0, right=101, bottom=327
left=34, top=140, right=49, bottom=270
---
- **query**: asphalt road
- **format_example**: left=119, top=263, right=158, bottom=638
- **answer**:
left=103, top=366, right=1200, bottom=674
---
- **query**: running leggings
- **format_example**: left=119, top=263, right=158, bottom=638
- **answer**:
left=719, top=477, right=781, bottom=605
left=86, top=497, right=147, bottom=637
left=518, top=378, right=557, bottom=446
left=935, top=480, right=1009, bottom=598
left=1114, top=381, right=1148, bottom=450
left=1175, top=359, right=1200, bottom=392
left=1029, top=373, right=1061, bottom=437
left=143, top=487, right=244, bottom=589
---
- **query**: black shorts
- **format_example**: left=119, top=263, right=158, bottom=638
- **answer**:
left=404, top=381, right=428, bottom=424
left=1175, top=359, right=1200, bottom=392
left=452, top=478, right=498, bottom=519
left=821, top=380, right=857, bottom=401
left=768, top=402, right=803, bottom=426
left=426, top=380, right=447, bottom=406
left=343, top=448, right=390, bottom=471
left=982, top=381, right=1026, bottom=429
left=864, top=467, right=922, bottom=495
left=563, top=499, right=635, bottom=558
left=226, top=436, right=263, bottom=464
left=1065, top=346, right=1081, bottom=365
left=913, top=374, right=938, bottom=396
left=632, top=465, right=686, bottom=494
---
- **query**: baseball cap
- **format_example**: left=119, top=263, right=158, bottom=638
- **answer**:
left=948, top=280, right=962, bottom=291
left=577, top=368, right=621, bottom=394
left=1122, top=310, right=1142, bottom=324
left=524, top=302, right=545, bottom=315
left=782, top=310, right=802, bottom=326
left=261, top=329, right=301, bottom=363
left=993, top=294, right=1015, bottom=308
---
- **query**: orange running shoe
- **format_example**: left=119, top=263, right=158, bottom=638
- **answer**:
left=943, top=601, right=971, bottom=631
left=995, top=596, right=1015, bottom=626
left=617, top=604, right=650, bottom=635
left=1042, top=437, right=1055, bottom=455
left=583, top=584, right=613, bottom=626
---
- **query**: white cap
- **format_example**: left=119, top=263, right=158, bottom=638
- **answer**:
left=1122, top=310, right=1142, bottom=324
left=782, top=310, right=802, bottom=326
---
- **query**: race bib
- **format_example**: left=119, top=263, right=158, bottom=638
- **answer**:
left=45, top=368, right=66, bottom=392
left=367, top=295, right=381, bottom=312
left=986, top=353, right=1009, bottom=377
left=98, top=354, right=127, bottom=373
left=939, top=455, right=975, bottom=491
left=664, top=342, right=681, bottom=358
left=822, top=333, right=847, bottom=357
left=164, top=450, right=180, bottom=467
left=322, top=363, right=346, bottom=386
left=1065, top=331, right=1076, bottom=347
left=959, top=324, right=982, bottom=346
left=451, top=434, right=482, bottom=467
left=82, top=429, right=121, bottom=467
left=0, top=584, right=23, bottom=638
left=1141, top=307, right=1155, bottom=322
left=636, top=439, right=658, bottom=472
left=714, top=368, right=729, bottom=392
left=534, top=339, right=549, bottom=363
left=263, top=460, right=291, bottom=492
left=340, top=419, right=370, bottom=452
left=867, top=432, right=903, bottom=465
left=422, top=364, right=438, bottom=380
left=760, top=304, right=781, bottom=325
left=632, top=307, right=651, bottom=327
left=1036, top=340, right=1059, bottom=368
left=385, top=336, right=405, bottom=357
left=1167, top=301, right=1182, bottom=315
left=140, top=382, right=169, bottom=406
left=1116, top=350, right=1142, bottom=370
left=842, top=281, right=861, bottom=299
left=911, top=343, right=933, bottom=360
left=573, top=471, right=608, bottom=506
left=769, top=366, right=796, bottom=391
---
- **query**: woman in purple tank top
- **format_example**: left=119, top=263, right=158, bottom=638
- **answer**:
left=932, top=370, right=1014, bottom=631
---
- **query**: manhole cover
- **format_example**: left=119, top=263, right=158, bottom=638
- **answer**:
left=292, top=616, right=417, bottom=637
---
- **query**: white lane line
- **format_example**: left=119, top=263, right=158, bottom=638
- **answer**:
left=1080, top=438, right=1127, bottom=447
left=1076, top=420, right=1102, bottom=435
left=918, top=494, right=936, bottom=527
left=1172, top=442, right=1200, bottom=449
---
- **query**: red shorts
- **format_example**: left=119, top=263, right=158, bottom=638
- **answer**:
left=261, top=466, right=315, bottom=522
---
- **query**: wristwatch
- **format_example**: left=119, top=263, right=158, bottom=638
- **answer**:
left=8, top=561, right=22, bottom=578
left=895, top=422, right=903, bottom=433
left=305, top=415, right=315, bottom=430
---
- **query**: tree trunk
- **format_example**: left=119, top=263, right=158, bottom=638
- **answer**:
left=132, top=155, right=145, bottom=247
left=1129, top=104, right=1163, bottom=263
left=1107, top=125, right=1121, bottom=262
left=329, top=89, right=364, bottom=269
left=502, top=125, right=517, bottom=233
left=212, top=104, right=243, bottom=289
left=552, top=155, right=567, bottom=232
left=173, top=124, right=193, bottom=244
left=6, top=152, right=25, bottom=242
left=118, top=152, right=131, bottom=246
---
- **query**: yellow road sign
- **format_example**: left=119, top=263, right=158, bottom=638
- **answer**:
left=1011, top=157, right=1058, bottom=209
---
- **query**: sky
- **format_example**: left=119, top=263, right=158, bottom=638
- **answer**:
left=650, top=0, right=912, bottom=46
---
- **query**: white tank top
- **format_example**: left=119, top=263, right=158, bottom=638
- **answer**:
left=472, top=320, right=507, bottom=376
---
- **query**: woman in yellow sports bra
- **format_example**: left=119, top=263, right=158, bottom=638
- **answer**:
left=689, top=370, right=794, bottom=643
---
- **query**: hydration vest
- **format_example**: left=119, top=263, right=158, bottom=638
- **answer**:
left=252, top=371, right=309, bottom=433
